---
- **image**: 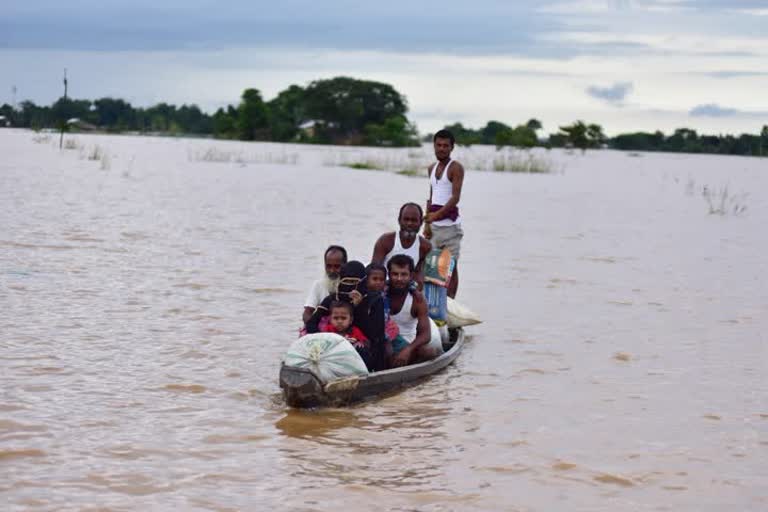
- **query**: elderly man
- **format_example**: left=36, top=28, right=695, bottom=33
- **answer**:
left=302, top=245, right=347, bottom=324
left=371, top=202, right=432, bottom=289
left=386, top=254, right=443, bottom=367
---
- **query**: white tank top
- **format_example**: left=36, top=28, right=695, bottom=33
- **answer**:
left=383, top=231, right=421, bottom=271
left=390, top=292, right=417, bottom=343
left=429, top=160, right=461, bottom=226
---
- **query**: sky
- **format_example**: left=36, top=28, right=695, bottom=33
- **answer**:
left=1, top=0, right=767, bottom=135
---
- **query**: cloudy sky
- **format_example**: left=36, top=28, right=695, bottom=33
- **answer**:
left=1, top=0, right=766, bottom=135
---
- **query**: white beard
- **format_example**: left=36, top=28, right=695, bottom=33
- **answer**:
left=400, top=229, right=418, bottom=242
left=322, top=275, right=340, bottom=295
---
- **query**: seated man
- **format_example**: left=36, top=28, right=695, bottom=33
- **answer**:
left=371, top=202, right=432, bottom=289
left=302, top=245, right=347, bottom=324
left=386, top=254, right=443, bottom=367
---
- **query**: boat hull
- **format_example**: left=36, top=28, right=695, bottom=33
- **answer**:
left=280, top=328, right=465, bottom=408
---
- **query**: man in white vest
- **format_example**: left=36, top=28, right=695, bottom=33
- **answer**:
left=386, top=254, right=442, bottom=367
left=424, top=129, right=465, bottom=298
left=370, top=202, right=432, bottom=289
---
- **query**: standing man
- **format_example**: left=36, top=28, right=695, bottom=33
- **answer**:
left=302, top=245, right=347, bottom=324
left=371, top=202, right=432, bottom=289
left=425, top=129, right=464, bottom=298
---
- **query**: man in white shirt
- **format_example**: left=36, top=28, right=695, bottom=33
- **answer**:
left=370, top=202, right=432, bottom=289
left=425, top=129, right=465, bottom=298
left=302, top=245, right=347, bottom=324
left=386, top=254, right=443, bottom=367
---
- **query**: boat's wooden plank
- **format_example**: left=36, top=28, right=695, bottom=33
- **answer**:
left=280, top=328, right=465, bottom=407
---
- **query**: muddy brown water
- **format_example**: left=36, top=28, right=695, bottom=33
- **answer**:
left=2, top=130, right=766, bottom=510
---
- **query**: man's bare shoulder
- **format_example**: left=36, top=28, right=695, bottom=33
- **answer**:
left=376, top=231, right=397, bottom=246
left=372, top=232, right=397, bottom=263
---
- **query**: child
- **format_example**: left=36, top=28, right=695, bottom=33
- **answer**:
left=322, top=301, right=372, bottom=369
left=305, top=260, right=366, bottom=335
left=366, top=263, right=400, bottom=365
left=365, top=262, right=387, bottom=294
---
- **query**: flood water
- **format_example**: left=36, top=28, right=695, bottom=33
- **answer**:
left=2, top=129, right=767, bottom=511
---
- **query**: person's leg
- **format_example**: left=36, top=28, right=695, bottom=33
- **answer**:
left=448, top=264, right=458, bottom=298
left=445, top=225, right=462, bottom=298
left=414, top=344, right=438, bottom=362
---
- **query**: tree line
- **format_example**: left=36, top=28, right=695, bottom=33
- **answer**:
left=439, top=120, right=768, bottom=156
left=1, top=75, right=766, bottom=156
left=0, top=76, right=420, bottom=147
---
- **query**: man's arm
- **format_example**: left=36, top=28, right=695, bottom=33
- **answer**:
left=413, top=237, right=432, bottom=290
left=371, top=232, right=395, bottom=264
left=409, top=291, right=432, bottom=349
left=424, top=166, right=433, bottom=239
left=426, top=162, right=464, bottom=223
left=392, top=291, right=431, bottom=367
left=302, top=280, right=323, bottom=324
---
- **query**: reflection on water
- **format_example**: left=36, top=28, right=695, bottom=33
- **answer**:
left=276, top=409, right=376, bottom=439
left=1, top=130, right=767, bottom=510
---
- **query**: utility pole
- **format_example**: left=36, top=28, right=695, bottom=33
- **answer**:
left=59, top=68, right=68, bottom=149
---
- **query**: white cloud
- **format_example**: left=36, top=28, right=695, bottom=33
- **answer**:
left=1, top=1, right=766, bottom=136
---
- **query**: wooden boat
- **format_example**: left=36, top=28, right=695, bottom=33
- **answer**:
left=280, top=328, right=465, bottom=408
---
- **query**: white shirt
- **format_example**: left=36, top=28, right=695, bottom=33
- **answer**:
left=304, top=279, right=333, bottom=308
left=429, top=160, right=461, bottom=226
left=383, top=231, right=422, bottom=271
left=391, top=292, right=417, bottom=343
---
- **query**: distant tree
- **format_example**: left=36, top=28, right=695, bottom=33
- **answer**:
left=761, top=125, right=768, bottom=156
left=93, top=97, right=134, bottom=130
left=666, top=128, right=700, bottom=152
left=17, top=101, right=50, bottom=129
left=586, top=123, right=607, bottom=148
left=480, top=121, right=512, bottom=144
left=526, top=118, right=542, bottom=131
left=175, top=104, right=211, bottom=134
left=0, top=103, right=14, bottom=125
left=442, top=122, right=482, bottom=145
left=237, top=88, right=270, bottom=141
left=495, top=124, right=537, bottom=149
left=212, top=106, right=237, bottom=139
left=143, top=103, right=177, bottom=132
left=267, top=85, right=307, bottom=141
left=559, top=121, right=589, bottom=152
left=51, top=97, right=92, bottom=125
left=545, top=132, right=567, bottom=148
left=363, top=115, right=420, bottom=147
left=303, top=77, right=408, bottom=143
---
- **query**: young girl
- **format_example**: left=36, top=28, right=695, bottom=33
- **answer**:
left=366, top=263, right=399, bottom=342
left=322, top=301, right=371, bottom=369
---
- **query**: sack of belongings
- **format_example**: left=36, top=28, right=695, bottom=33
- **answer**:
left=284, top=333, right=369, bottom=383
left=446, top=297, right=482, bottom=328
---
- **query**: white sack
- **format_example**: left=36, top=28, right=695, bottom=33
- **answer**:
left=284, top=333, right=369, bottom=383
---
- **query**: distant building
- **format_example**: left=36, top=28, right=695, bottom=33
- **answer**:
left=0, top=115, right=9, bottom=127
left=298, top=120, right=318, bottom=138
left=66, top=118, right=97, bottom=131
